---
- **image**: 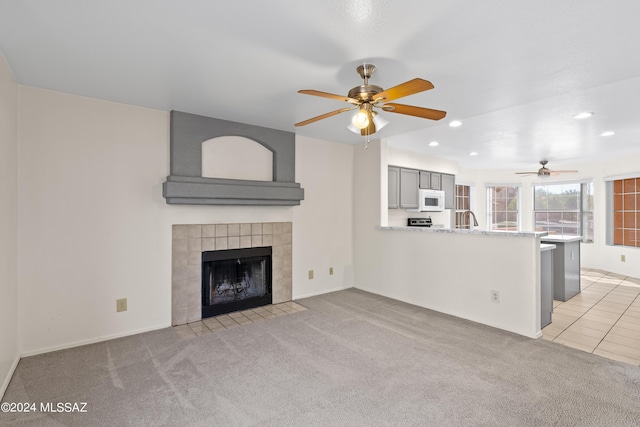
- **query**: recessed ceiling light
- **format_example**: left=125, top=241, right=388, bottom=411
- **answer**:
left=600, top=131, right=615, bottom=137
left=449, top=120, right=462, bottom=127
left=429, top=141, right=439, bottom=147
left=468, top=151, right=479, bottom=156
left=573, top=112, right=593, bottom=119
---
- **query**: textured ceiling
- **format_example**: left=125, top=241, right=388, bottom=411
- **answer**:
left=1, top=0, right=640, bottom=169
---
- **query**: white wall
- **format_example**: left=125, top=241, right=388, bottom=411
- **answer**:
left=0, top=53, right=19, bottom=397
left=457, top=156, right=640, bottom=279
left=353, top=140, right=541, bottom=338
left=293, top=135, right=354, bottom=298
left=16, top=87, right=354, bottom=356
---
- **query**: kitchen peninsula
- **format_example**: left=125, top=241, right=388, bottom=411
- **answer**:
left=356, top=225, right=549, bottom=339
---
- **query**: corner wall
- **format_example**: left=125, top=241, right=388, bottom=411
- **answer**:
left=16, top=87, right=355, bottom=356
left=0, top=52, right=19, bottom=397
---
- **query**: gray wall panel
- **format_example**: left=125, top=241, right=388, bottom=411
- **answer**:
left=163, top=111, right=304, bottom=205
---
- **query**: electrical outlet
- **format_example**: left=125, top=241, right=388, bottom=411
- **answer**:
left=490, top=290, right=500, bottom=303
left=116, top=298, right=127, bottom=312
left=329, top=267, right=334, bottom=275
left=621, top=254, right=626, bottom=262
left=308, top=270, right=314, bottom=280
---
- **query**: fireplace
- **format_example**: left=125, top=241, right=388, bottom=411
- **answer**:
left=202, top=246, right=272, bottom=317
left=171, top=222, right=292, bottom=325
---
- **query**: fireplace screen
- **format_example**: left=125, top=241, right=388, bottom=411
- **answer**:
left=202, top=246, right=272, bottom=317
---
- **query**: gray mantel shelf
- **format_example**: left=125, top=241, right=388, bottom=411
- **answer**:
left=162, top=111, right=304, bottom=206
left=163, top=175, right=304, bottom=205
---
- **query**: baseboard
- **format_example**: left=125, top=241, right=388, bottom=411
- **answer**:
left=20, top=322, right=171, bottom=358
left=353, top=285, right=542, bottom=339
left=293, top=285, right=353, bottom=300
left=1, top=354, right=20, bottom=400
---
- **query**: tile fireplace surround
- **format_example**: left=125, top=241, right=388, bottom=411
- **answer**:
left=172, top=222, right=292, bottom=325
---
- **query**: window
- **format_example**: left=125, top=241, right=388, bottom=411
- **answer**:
left=455, top=184, right=471, bottom=229
left=487, top=186, right=519, bottom=231
left=613, top=178, right=640, bottom=247
left=533, top=182, right=594, bottom=243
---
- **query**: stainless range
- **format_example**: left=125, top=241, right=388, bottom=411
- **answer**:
left=407, top=217, right=432, bottom=227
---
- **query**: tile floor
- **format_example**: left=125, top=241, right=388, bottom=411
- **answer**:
left=173, top=301, right=307, bottom=339
left=542, top=268, right=640, bottom=366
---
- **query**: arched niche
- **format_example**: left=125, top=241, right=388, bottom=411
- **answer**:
left=163, top=111, right=304, bottom=205
left=201, top=136, right=273, bottom=182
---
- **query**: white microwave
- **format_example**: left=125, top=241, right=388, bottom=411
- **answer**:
left=415, top=189, right=445, bottom=212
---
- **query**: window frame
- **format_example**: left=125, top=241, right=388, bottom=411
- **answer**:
left=606, top=175, right=640, bottom=248
left=486, top=184, right=521, bottom=232
left=455, top=184, right=472, bottom=229
left=532, top=180, right=594, bottom=243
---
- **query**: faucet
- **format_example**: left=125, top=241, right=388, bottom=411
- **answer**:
left=463, top=210, right=479, bottom=228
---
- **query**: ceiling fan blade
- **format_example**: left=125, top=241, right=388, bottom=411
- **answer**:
left=294, top=107, right=354, bottom=127
left=550, top=170, right=578, bottom=174
left=380, top=103, right=447, bottom=120
left=373, top=78, right=434, bottom=103
left=298, top=90, right=360, bottom=105
left=515, top=172, right=538, bottom=176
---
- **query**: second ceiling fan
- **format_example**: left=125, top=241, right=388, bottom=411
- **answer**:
left=295, top=64, right=447, bottom=136
left=515, top=160, right=578, bottom=177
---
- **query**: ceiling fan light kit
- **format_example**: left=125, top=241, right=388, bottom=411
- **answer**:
left=295, top=63, right=447, bottom=137
left=348, top=111, right=388, bottom=134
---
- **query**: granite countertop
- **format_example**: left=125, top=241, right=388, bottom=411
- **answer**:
left=540, top=235, right=582, bottom=243
left=540, top=243, right=557, bottom=251
left=378, top=226, right=548, bottom=238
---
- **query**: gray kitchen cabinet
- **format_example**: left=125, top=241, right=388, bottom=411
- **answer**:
left=399, top=168, right=419, bottom=209
left=419, top=171, right=431, bottom=189
left=390, top=165, right=455, bottom=210
left=420, top=171, right=443, bottom=191
left=540, top=236, right=581, bottom=301
left=388, top=166, right=400, bottom=209
left=430, top=172, right=442, bottom=190
left=441, top=173, right=455, bottom=209
left=540, top=244, right=555, bottom=328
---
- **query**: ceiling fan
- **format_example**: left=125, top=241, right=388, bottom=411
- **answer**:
left=294, top=64, right=447, bottom=136
left=515, top=160, right=578, bottom=177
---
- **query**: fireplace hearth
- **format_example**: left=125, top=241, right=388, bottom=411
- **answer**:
left=202, top=246, right=272, bottom=317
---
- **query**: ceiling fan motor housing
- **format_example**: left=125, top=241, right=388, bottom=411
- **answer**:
left=347, top=84, right=384, bottom=102
left=349, top=63, right=384, bottom=102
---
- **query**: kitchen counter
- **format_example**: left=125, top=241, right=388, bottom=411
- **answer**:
left=540, top=235, right=582, bottom=243
left=378, top=226, right=548, bottom=239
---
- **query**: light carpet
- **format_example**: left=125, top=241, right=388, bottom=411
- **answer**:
left=2, top=289, right=640, bottom=426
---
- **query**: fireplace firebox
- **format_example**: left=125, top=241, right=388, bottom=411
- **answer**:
left=201, top=246, right=272, bottom=318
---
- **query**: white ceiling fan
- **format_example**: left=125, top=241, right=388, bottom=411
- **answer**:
left=515, top=160, right=578, bottom=177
